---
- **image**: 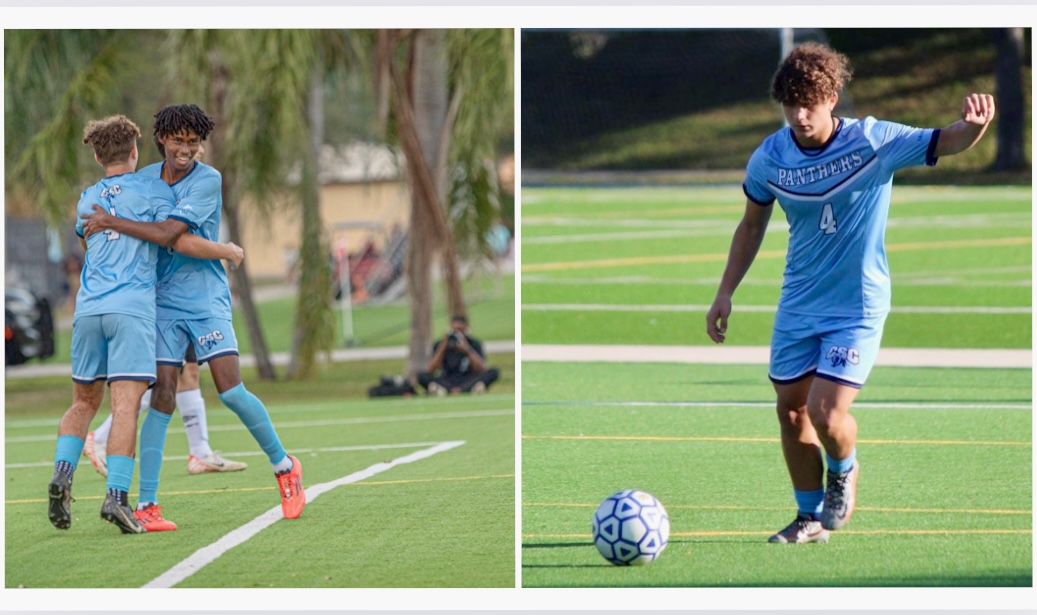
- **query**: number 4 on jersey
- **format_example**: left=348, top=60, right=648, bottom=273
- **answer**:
left=104, top=207, right=120, bottom=241
left=819, top=202, right=837, bottom=235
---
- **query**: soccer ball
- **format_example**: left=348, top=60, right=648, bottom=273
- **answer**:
left=592, top=489, right=670, bottom=566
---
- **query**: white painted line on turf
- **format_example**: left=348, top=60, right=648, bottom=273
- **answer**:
left=522, top=400, right=1032, bottom=411
left=523, top=303, right=1032, bottom=315
left=3, top=441, right=449, bottom=470
left=522, top=344, right=1032, bottom=369
left=5, top=408, right=514, bottom=443
left=142, top=440, right=465, bottom=589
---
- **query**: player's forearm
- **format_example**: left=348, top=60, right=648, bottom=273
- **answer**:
left=934, top=120, right=990, bottom=158
left=103, top=217, right=184, bottom=248
left=173, top=233, right=233, bottom=261
left=716, top=220, right=767, bottom=299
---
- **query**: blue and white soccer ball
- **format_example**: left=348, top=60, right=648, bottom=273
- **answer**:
left=592, top=489, right=670, bottom=566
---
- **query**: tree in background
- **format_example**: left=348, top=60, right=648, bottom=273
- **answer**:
left=993, top=28, right=1028, bottom=171
left=4, top=30, right=345, bottom=380
left=373, top=29, right=513, bottom=378
left=5, top=29, right=513, bottom=381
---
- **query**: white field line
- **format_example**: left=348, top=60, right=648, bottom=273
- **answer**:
left=5, top=408, right=514, bottom=443
left=523, top=400, right=1031, bottom=411
left=522, top=344, right=1032, bottom=369
left=522, top=303, right=1031, bottom=315
left=523, top=212, right=1030, bottom=243
left=4, top=441, right=447, bottom=470
left=142, top=440, right=465, bottom=589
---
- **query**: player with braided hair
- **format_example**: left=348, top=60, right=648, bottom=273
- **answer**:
left=82, top=104, right=306, bottom=531
left=51, top=114, right=243, bottom=534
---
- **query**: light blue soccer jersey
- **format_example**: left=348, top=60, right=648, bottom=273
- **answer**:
left=138, top=161, right=232, bottom=321
left=74, top=173, right=176, bottom=321
left=743, top=117, right=940, bottom=318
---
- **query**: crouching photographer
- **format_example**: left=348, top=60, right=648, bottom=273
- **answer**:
left=417, top=314, right=499, bottom=395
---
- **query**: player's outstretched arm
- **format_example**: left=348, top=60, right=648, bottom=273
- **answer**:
left=706, top=198, right=773, bottom=344
left=80, top=205, right=188, bottom=248
left=934, top=93, right=995, bottom=158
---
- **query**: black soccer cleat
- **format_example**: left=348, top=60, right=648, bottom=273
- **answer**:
left=47, top=471, right=74, bottom=530
left=100, top=494, right=147, bottom=534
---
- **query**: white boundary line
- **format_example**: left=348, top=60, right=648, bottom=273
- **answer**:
left=522, top=344, right=1032, bottom=369
left=522, top=303, right=1032, bottom=315
left=523, top=400, right=1031, bottom=410
left=5, top=408, right=514, bottom=443
left=141, top=440, right=465, bottom=589
left=3, top=441, right=449, bottom=469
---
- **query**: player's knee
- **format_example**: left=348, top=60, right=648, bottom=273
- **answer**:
left=218, top=382, right=250, bottom=413
left=150, top=383, right=177, bottom=413
left=805, top=403, right=848, bottom=437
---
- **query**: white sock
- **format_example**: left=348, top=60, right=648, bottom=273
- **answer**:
left=177, top=388, right=212, bottom=458
left=273, top=456, right=293, bottom=474
left=93, top=413, right=114, bottom=444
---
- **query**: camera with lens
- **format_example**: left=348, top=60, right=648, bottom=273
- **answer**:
left=447, top=331, right=463, bottom=348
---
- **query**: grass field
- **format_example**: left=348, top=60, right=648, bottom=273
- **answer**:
left=4, top=273, right=516, bottom=589
left=520, top=185, right=1032, bottom=588
left=5, top=356, right=515, bottom=589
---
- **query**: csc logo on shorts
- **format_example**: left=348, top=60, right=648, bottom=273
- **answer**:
left=198, top=330, right=226, bottom=352
left=826, top=345, right=860, bottom=368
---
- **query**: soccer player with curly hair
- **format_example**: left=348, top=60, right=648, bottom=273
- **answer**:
left=51, top=115, right=243, bottom=534
left=706, top=43, right=995, bottom=544
left=82, top=104, right=306, bottom=531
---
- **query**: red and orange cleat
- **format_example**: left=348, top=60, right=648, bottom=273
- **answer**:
left=276, top=455, right=306, bottom=519
left=133, top=503, right=178, bottom=532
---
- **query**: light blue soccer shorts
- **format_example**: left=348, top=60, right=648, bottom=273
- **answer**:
left=155, top=317, right=239, bottom=367
left=71, top=314, right=156, bottom=384
left=768, top=309, right=888, bottom=389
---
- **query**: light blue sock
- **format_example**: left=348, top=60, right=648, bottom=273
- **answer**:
left=138, top=408, right=172, bottom=504
left=54, top=435, right=85, bottom=470
left=106, top=455, right=135, bottom=494
left=794, top=488, right=825, bottom=520
left=219, top=383, right=287, bottom=467
left=826, top=449, right=857, bottom=474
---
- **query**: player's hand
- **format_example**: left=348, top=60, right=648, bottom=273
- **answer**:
left=225, top=242, right=244, bottom=269
left=961, top=93, right=995, bottom=126
left=706, top=295, right=732, bottom=344
left=80, top=204, right=113, bottom=238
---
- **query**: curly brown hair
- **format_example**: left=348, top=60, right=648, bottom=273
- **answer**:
left=82, top=115, right=141, bottom=166
left=770, top=42, right=853, bottom=107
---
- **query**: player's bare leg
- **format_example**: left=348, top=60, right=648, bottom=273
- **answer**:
left=768, top=377, right=829, bottom=543
left=106, top=380, right=147, bottom=460
left=49, top=382, right=105, bottom=529
left=807, top=377, right=861, bottom=531
left=100, top=380, right=148, bottom=533
left=58, top=382, right=107, bottom=440
left=774, top=377, right=825, bottom=491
